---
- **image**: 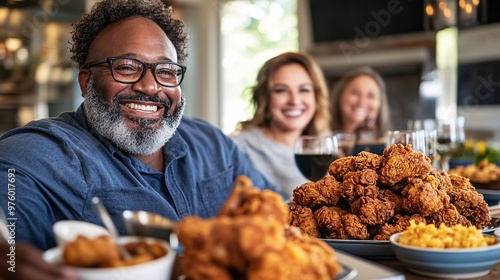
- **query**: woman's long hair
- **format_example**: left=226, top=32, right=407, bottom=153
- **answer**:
left=238, top=52, right=330, bottom=136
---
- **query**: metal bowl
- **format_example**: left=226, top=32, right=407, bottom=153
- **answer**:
left=122, top=210, right=178, bottom=249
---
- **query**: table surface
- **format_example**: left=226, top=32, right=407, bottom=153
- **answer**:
left=375, top=259, right=500, bottom=280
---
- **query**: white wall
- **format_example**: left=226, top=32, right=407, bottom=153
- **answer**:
left=176, top=0, right=222, bottom=127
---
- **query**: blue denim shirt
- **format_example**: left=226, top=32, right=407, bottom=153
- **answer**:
left=0, top=105, right=283, bottom=250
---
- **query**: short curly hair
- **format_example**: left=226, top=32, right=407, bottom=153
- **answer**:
left=69, top=0, right=189, bottom=69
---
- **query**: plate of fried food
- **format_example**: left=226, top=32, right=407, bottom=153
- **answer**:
left=174, top=175, right=351, bottom=280
left=289, top=144, right=494, bottom=259
left=449, top=159, right=500, bottom=205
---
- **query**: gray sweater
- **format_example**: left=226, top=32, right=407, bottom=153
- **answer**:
left=230, top=127, right=309, bottom=199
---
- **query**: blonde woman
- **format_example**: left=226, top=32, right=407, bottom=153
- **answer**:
left=230, top=52, right=330, bottom=198
left=330, top=66, right=392, bottom=142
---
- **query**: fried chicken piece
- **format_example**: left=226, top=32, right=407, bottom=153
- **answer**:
left=328, top=156, right=356, bottom=180
left=447, top=173, right=490, bottom=228
left=179, top=214, right=341, bottom=280
left=178, top=252, right=233, bottom=280
left=379, top=189, right=405, bottom=213
left=342, top=213, right=370, bottom=240
left=177, top=216, right=244, bottom=272
left=341, top=169, right=379, bottom=203
left=378, top=144, right=432, bottom=186
left=342, top=183, right=379, bottom=204
left=350, top=196, right=395, bottom=226
left=292, top=175, right=342, bottom=209
left=179, top=176, right=341, bottom=280
left=425, top=203, right=471, bottom=227
left=238, top=217, right=288, bottom=261
left=314, top=206, right=346, bottom=239
left=314, top=206, right=369, bottom=240
left=348, top=168, right=378, bottom=185
left=218, top=175, right=289, bottom=225
left=289, top=205, right=321, bottom=237
left=373, top=214, right=426, bottom=240
left=431, top=169, right=454, bottom=192
left=63, top=235, right=121, bottom=268
left=177, top=215, right=287, bottom=278
left=400, top=177, right=447, bottom=216
left=248, top=227, right=341, bottom=280
left=447, top=173, right=476, bottom=191
left=354, top=151, right=383, bottom=171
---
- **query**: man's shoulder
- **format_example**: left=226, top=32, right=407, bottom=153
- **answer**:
left=179, top=117, right=215, bottom=128
left=1, top=113, right=84, bottom=140
left=175, top=117, right=233, bottom=149
left=0, top=113, right=93, bottom=158
left=177, top=117, right=222, bottom=136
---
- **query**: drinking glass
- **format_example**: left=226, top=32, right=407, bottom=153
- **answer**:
left=424, top=129, right=438, bottom=167
left=435, top=117, right=466, bottom=172
left=407, top=118, right=436, bottom=131
left=294, top=136, right=338, bottom=181
left=332, top=131, right=356, bottom=158
left=406, top=120, right=439, bottom=167
left=386, top=130, right=428, bottom=156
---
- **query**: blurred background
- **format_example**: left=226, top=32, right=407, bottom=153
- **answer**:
left=1, top=0, right=500, bottom=143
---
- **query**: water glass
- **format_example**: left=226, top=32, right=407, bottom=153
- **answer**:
left=386, top=130, right=429, bottom=157
left=332, top=131, right=356, bottom=158
left=435, top=117, right=466, bottom=172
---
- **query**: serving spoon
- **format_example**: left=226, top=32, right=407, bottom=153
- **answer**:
left=92, top=197, right=132, bottom=259
left=122, top=210, right=179, bottom=251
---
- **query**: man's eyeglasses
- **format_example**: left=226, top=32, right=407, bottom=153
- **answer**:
left=84, top=57, right=187, bottom=87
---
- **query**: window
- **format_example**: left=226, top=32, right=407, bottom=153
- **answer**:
left=220, top=0, right=298, bottom=133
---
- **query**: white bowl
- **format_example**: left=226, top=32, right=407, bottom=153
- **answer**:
left=43, top=236, right=176, bottom=280
left=390, top=232, right=500, bottom=279
left=52, top=220, right=109, bottom=248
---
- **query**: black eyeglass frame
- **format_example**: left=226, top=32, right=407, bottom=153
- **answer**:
left=84, top=57, right=187, bottom=87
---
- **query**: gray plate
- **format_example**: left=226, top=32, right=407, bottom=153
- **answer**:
left=321, top=239, right=394, bottom=260
left=476, top=188, right=500, bottom=206
left=321, top=217, right=500, bottom=259
left=336, top=263, right=358, bottom=280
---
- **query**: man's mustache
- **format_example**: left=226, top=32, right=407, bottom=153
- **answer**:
left=114, top=94, right=171, bottom=111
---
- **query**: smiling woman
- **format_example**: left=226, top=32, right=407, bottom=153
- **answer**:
left=229, top=51, right=330, bottom=198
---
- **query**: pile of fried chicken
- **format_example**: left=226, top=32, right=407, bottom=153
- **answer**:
left=290, top=144, right=491, bottom=240
left=176, top=175, right=341, bottom=280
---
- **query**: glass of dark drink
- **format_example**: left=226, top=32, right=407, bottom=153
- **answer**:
left=294, top=136, right=338, bottom=181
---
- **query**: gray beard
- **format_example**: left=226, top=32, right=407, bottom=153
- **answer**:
left=83, top=78, right=185, bottom=155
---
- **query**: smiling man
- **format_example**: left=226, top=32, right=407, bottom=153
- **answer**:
left=0, top=1, right=281, bottom=274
